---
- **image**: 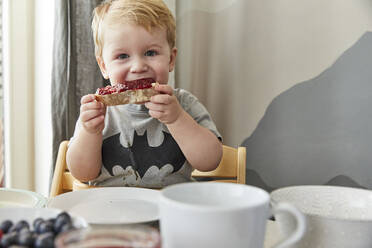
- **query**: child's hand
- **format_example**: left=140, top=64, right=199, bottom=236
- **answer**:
left=145, top=84, right=183, bottom=124
left=79, top=94, right=106, bottom=134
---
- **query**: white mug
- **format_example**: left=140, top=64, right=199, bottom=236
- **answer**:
left=159, top=182, right=306, bottom=248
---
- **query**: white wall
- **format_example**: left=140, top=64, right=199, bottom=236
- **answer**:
left=3, top=0, right=54, bottom=197
left=34, top=0, right=54, bottom=196
left=176, top=0, right=372, bottom=147
left=3, top=0, right=35, bottom=190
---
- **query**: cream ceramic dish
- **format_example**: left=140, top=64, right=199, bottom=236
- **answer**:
left=0, top=188, right=47, bottom=208
left=270, top=185, right=372, bottom=248
left=48, top=187, right=160, bottom=225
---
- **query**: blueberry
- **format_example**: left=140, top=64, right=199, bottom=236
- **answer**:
left=19, top=227, right=30, bottom=235
left=56, top=212, right=71, bottom=223
left=1, top=212, right=75, bottom=247
left=54, top=216, right=71, bottom=234
left=35, top=219, right=45, bottom=233
left=59, top=222, right=74, bottom=234
left=31, top=231, right=39, bottom=241
left=34, top=232, right=55, bottom=248
left=9, top=220, right=29, bottom=233
left=0, top=220, right=13, bottom=233
left=18, top=226, right=31, bottom=235
left=17, top=230, right=35, bottom=246
left=0, top=232, right=18, bottom=247
left=37, top=221, right=54, bottom=234
left=47, top=218, right=56, bottom=225
left=33, top=217, right=43, bottom=229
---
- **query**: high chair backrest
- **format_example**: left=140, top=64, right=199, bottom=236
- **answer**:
left=50, top=141, right=79, bottom=198
left=191, top=145, right=246, bottom=184
left=50, top=141, right=246, bottom=197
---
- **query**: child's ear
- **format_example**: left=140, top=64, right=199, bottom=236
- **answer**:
left=169, top=47, right=177, bottom=72
left=96, top=56, right=109, bottom=79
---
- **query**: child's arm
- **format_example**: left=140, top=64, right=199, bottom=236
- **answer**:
left=66, top=94, right=106, bottom=182
left=145, top=84, right=223, bottom=172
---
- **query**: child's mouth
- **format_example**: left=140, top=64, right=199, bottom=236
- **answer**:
left=121, top=78, right=155, bottom=85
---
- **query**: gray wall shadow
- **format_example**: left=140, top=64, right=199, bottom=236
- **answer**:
left=242, top=32, right=372, bottom=191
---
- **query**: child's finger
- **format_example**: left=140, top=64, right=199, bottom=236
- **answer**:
left=154, top=84, right=173, bottom=95
left=83, top=115, right=105, bottom=130
left=145, top=102, right=165, bottom=112
left=150, top=94, right=173, bottom=104
left=148, top=109, right=163, bottom=120
left=81, top=94, right=96, bottom=104
left=81, top=101, right=105, bottom=112
left=80, top=110, right=104, bottom=123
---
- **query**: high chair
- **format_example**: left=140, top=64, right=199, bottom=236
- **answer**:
left=50, top=140, right=246, bottom=197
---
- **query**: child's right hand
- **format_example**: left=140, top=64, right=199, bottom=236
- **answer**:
left=79, top=94, right=106, bottom=134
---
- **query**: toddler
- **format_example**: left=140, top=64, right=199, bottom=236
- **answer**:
left=66, top=0, right=222, bottom=188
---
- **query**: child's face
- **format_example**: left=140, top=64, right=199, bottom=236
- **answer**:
left=97, top=23, right=177, bottom=85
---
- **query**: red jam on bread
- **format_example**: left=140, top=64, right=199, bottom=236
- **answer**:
left=96, top=78, right=155, bottom=95
left=95, top=78, right=158, bottom=106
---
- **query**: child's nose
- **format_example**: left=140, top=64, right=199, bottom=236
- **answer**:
left=130, top=58, right=148, bottom=73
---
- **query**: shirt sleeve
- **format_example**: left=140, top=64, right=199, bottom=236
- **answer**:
left=175, top=88, right=222, bottom=141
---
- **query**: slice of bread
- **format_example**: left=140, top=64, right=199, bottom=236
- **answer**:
left=95, top=83, right=158, bottom=106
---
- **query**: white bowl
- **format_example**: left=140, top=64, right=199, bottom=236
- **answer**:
left=0, top=207, right=88, bottom=230
left=270, top=185, right=372, bottom=248
left=0, top=188, right=47, bottom=208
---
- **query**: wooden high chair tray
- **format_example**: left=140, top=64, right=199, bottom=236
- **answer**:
left=48, top=187, right=160, bottom=224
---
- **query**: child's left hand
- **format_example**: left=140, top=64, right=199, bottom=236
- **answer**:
left=145, top=84, right=183, bottom=124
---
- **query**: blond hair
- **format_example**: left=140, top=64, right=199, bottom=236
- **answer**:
left=92, top=0, right=176, bottom=58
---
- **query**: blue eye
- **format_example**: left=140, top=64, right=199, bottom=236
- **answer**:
left=118, top=54, right=129, bottom=59
left=145, top=50, right=157, bottom=56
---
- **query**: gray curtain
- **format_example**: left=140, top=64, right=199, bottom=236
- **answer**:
left=51, top=0, right=106, bottom=187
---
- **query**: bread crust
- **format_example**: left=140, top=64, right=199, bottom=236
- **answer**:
left=95, top=86, right=158, bottom=106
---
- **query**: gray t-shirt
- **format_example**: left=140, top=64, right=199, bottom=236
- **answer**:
left=71, top=88, right=221, bottom=188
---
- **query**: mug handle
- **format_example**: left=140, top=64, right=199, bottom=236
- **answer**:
left=270, top=202, right=306, bottom=248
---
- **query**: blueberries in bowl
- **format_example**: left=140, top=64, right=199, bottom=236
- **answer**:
left=54, top=212, right=72, bottom=234
left=36, top=220, right=54, bottom=234
left=0, top=220, right=13, bottom=234
left=18, top=229, right=35, bottom=246
left=0, top=211, right=77, bottom=248
left=34, top=232, right=55, bottom=248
